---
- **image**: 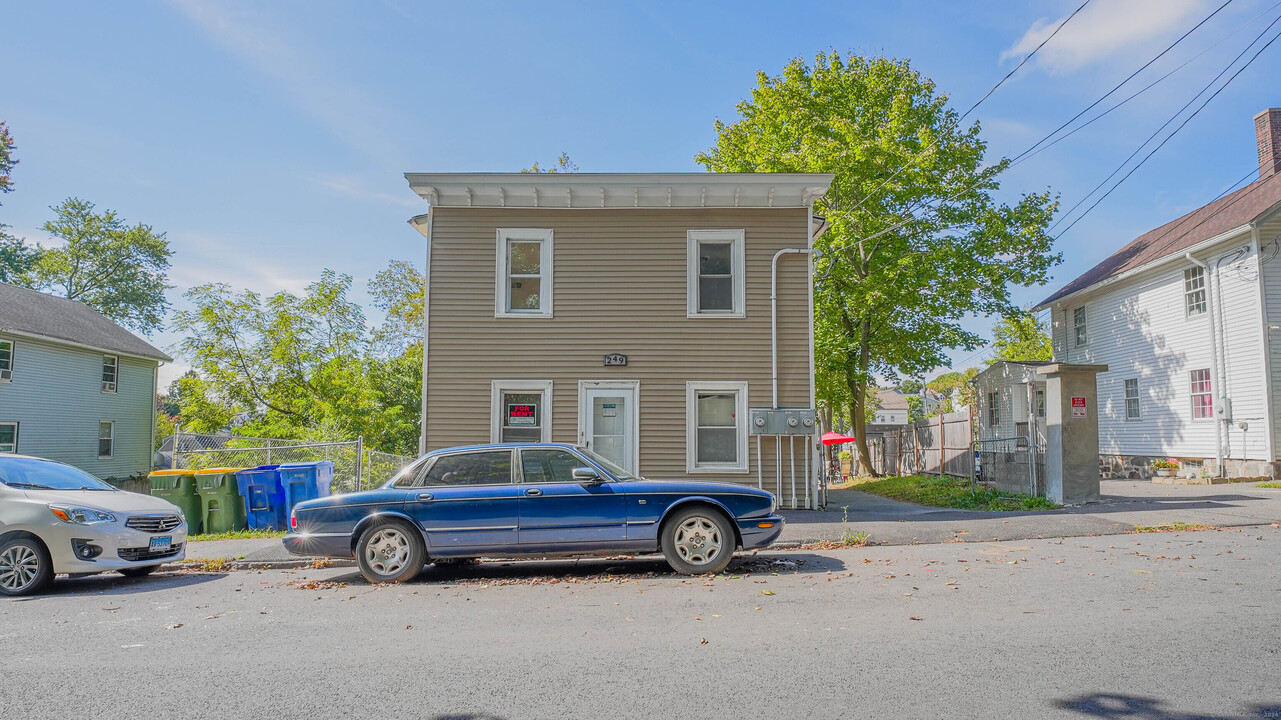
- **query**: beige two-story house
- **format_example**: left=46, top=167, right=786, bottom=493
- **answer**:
left=405, top=173, right=833, bottom=508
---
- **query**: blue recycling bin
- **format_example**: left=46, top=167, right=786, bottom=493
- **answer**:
left=278, top=461, right=334, bottom=518
left=234, top=465, right=287, bottom=531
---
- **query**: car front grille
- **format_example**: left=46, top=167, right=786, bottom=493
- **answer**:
left=117, top=543, right=184, bottom=562
left=125, top=515, right=182, bottom=533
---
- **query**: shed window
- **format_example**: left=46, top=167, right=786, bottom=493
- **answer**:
left=1073, top=307, right=1088, bottom=347
left=1124, top=378, right=1141, bottom=420
left=98, top=421, right=114, bottom=459
left=987, top=391, right=1000, bottom=427
left=496, top=229, right=553, bottom=317
left=102, top=356, right=118, bottom=393
left=686, top=381, right=748, bottom=472
left=0, top=422, right=17, bottom=453
left=1183, top=266, right=1207, bottom=316
left=687, top=230, right=745, bottom=317
left=1190, top=369, right=1213, bottom=420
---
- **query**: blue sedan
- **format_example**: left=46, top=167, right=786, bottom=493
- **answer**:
left=283, top=443, right=785, bottom=583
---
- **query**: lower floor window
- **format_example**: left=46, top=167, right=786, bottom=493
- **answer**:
left=686, top=381, right=748, bottom=472
left=98, top=421, right=114, bottom=459
left=1189, top=369, right=1212, bottom=420
left=0, top=422, right=17, bottom=453
left=491, top=380, right=553, bottom=443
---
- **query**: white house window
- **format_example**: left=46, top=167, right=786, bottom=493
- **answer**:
left=687, top=230, right=745, bottom=317
left=1183, top=266, right=1206, bottom=316
left=686, top=381, right=748, bottom=472
left=1190, top=369, right=1213, bottom=420
left=987, top=391, right=999, bottom=427
left=102, top=355, right=118, bottom=393
left=1035, top=389, right=1045, bottom=418
left=495, top=228, right=553, bottom=317
left=1124, top=378, right=1140, bottom=420
left=490, top=380, right=553, bottom=443
left=0, top=339, right=12, bottom=381
left=1073, top=307, right=1088, bottom=347
left=98, top=421, right=114, bottom=459
left=0, top=422, right=17, bottom=453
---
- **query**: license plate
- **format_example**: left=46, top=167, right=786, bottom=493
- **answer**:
left=149, top=536, right=172, bottom=553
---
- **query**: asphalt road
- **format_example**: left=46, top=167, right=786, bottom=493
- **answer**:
left=3, top=525, right=1279, bottom=719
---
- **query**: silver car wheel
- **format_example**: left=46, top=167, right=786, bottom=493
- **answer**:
left=0, top=544, right=42, bottom=593
left=673, top=516, right=724, bottom=566
left=363, top=527, right=411, bottom=578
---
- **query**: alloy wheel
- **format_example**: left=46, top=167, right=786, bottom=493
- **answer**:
left=673, top=516, right=723, bottom=566
left=0, top=544, right=41, bottom=593
left=364, top=527, right=411, bottom=577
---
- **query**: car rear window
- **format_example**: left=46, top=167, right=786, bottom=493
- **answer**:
left=422, top=451, right=513, bottom=486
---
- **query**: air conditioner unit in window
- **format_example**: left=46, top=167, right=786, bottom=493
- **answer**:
left=101, top=381, right=116, bottom=393
left=0, top=369, right=11, bottom=381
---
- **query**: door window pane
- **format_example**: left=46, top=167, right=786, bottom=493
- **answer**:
left=520, top=449, right=583, bottom=484
left=424, top=451, right=513, bottom=486
left=501, top=392, right=542, bottom=442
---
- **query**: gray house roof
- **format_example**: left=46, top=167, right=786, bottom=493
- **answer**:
left=0, top=283, right=172, bottom=362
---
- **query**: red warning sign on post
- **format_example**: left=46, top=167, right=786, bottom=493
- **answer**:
left=1071, top=396, right=1087, bottom=418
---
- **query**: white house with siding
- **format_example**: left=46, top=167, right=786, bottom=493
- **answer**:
left=1032, top=109, right=1281, bottom=479
left=0, top=284, right=171, bottom=480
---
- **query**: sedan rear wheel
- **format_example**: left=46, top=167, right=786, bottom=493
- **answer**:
left=356, top=521, right=425, bottom=585
left=0, top=537, right=53, bottom=597
left=661, top=507, right=735, bottom=575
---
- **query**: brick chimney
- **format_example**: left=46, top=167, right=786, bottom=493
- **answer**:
left=1257, top=108, right=1281, bottom=180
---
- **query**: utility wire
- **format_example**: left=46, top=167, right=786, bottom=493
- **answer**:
left=1053, top=19, right=1281, bottom=236
left=842, top=0, right=1091, bottom=218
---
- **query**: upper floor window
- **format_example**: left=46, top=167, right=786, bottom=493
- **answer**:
left=687, top=230, right=745, bottom=317
left=1190, top=369, right=1213, bottom=420
left=1124, top=378, right=1141, bottom=420
left=0, top=422, right=17, bottom=453
left=495, top=228, right=553, bottom=317
left=0, top=339, right=12, bottom=382
left=98, top=421, right=114, bottom=459
left=987, top=391, right=1000, bottom=426
left=1183, top=266, right=1206, bottom=316
left=102, top=355, right=118, bottom=393
left=1073, top=307, right=1088, bottom=347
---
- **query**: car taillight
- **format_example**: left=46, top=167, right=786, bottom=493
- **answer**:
left=289, top=509, right=297, bottom=531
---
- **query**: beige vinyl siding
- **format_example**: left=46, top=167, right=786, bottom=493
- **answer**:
left=1048, top=230, right=1269, bottom=460
left=425, top=208, right=812, bottom=486
left=1260, top=215, right=1281, bottom=457
left=0, top=335, right=157, bottom=478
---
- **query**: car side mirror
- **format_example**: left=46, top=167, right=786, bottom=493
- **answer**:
left=572, top=467, right=603, bottom=483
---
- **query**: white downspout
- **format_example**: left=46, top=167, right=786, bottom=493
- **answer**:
left=1251, top=226, right=1275, bottom=464
left=1186, top=252, right=1224, bottom=477
left=414, top=208, right=434, bottom=456
left=771, top=247, right=815, bottom=409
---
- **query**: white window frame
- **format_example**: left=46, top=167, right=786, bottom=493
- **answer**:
left=1183, top=266, right=1207, bottom=317
left=1124, top=378, right=1141, bottom=421
left=1034, top=389, right=1045, bottom=418
left=0, top=421, right=18, bottom=453
left=1189, top=369, right=1213, bottom=421
left=98, top=420, right=115, bottom=459
left=495, top=228, right=554, bottom=318
left=1073, top=306, right=1088, bottom=347
left=687, top=229, right=746, bottom=318
left=102, top=355, right=118, bottom=393
left=490, top=380, right=553, bottom=443
left=0, top=338, right=12, bottom=382
left=685, top=381, right=749, bottom=473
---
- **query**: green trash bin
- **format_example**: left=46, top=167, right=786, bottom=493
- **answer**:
left=194, top=467, right=248, bottom=534
left=148, top=469, right=203, bottom=536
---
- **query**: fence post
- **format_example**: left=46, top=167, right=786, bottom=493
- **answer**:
left=266, top=438, right=273, bottom=466
left=173, top=425, right=181, bottom=470
left=356, top=436, right=364, bottom=491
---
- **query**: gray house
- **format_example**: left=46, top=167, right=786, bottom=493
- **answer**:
left=0, top=283, right=171, bottom=480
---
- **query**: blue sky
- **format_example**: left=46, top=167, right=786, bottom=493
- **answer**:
left=5, top=0, right=1280, bottom=387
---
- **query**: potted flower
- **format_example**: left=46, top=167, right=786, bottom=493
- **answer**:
left=1151, top=458, right=1179, bottom=477
left=839, top=449, right=853, bottom=477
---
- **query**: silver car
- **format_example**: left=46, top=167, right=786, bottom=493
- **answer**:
left=0, top=455, right=188, bottom=596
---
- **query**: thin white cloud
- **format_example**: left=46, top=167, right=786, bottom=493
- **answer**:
left=1003, top=0, right=1209, bottom=74
left=166, top=0, right=402, bottom=165
left=168, top=231, right=312, bottom=296
left=312, top=173, right=423, bottom=210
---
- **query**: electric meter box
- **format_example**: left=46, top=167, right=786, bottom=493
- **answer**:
left=749, top=408, right=817, bottom=436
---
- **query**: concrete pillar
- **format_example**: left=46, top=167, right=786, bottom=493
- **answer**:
left=1036, top=363, right=1108, bottom=505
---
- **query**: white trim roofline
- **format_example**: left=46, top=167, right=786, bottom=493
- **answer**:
left=404, top=172, right=834, bottom=210
left=0, top=328, right=171, bottom=364
left=1033, top=222, right=1253, bottom=311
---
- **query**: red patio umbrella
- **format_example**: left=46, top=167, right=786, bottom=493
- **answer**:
left=821, top=431, right=858, bottom=445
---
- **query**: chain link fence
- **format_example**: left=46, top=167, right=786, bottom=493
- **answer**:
left=171, top=431, right=415, bottom=494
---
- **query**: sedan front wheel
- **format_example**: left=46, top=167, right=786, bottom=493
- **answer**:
left=661, top=507, right=735, bottom=575
left=0, top=537, right=53, bottom=597
left=356, top=521, right=425, bottom=585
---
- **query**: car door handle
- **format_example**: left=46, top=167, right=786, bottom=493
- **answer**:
left=525, top=488, right=542, bottom=496
left=417, top=493, right=433, bottom=501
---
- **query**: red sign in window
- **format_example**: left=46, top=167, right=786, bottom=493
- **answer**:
left=507, top=404, right=537, bottom=426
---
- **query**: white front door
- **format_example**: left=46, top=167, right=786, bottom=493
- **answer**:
left=580, top=382, right=639, bottom=474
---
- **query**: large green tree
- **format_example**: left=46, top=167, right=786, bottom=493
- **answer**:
left=697, top=52, right=1058, bottom=474
left=22, top=198, right=172, bottom=334
left=368, top=259, right=425, bottom=354
left=987, top=311, right=1052, bottom=364
left=0, top=121, right=41, bottom=283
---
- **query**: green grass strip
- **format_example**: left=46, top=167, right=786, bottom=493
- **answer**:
left=854, top=474, right=1060, bottom=511
left=188, top=529, right=287, bottom=542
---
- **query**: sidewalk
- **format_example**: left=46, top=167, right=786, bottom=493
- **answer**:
left=182, top=479, right=1281, bottom=566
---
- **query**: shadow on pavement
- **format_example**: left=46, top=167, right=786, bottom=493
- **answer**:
left=11, top=570, right=222, bottom=600
left=1057, top=693, right=1281, bottom=719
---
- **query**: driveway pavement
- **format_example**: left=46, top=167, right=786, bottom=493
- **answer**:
left=184, top=479, right=1281, bottom=565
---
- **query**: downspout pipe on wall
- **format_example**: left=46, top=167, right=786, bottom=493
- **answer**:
left=771, top=247, right=817, bottom=410
left=411, top=208, right=434, bottom=455
left=1185, top=252, right=1224, bottom=477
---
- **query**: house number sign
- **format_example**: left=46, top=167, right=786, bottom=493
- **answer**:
left=603, top=354, right=628, bottom=366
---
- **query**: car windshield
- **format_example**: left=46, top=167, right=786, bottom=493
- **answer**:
left=0, top=457, right=116, bottom=491
left=573, top=446, right=636, bottom=481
